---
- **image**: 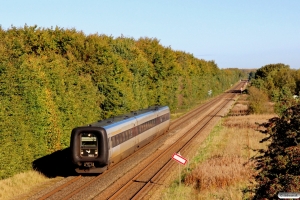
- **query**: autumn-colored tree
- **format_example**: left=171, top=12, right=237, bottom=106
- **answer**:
left=251, top=63, right=299, bottom=115
left=250, top=105, right=300, bottom=199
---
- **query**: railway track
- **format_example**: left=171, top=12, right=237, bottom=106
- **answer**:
left=32, top=82, right=246, bottom=200
left=97, top=93, right=236, bottom=199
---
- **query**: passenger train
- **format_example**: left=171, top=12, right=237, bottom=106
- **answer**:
left=70, top=105, right=170, bottom=173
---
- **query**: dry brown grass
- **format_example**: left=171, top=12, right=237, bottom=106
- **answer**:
left=223, top=114, right=276, bottom=129
left=190, top=115, right=274, bottom=199
left=162, top=114, right=274, bottom=200
left=184, top=155, right=250, bottom=191
left=0, top=170, right=61, bottom=200
left=229, top=103, right=249, bottom=116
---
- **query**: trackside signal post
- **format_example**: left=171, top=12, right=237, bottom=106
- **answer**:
left=208, top=90, right=212, bottom=97
left=172, top=152, right=188, bottom=187
left=172, top=153, right=188, bottom=165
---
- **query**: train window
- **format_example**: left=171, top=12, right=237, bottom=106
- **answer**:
left=122, top=132, right=125, bottom=143
left=134, top=127, right=138, bottom=136
left=125, top=131, right=128, bottom=141
left=119, top=134, right=123, bottom=144
left=113, top=136, right=116, bottom=147
left=119, top=134, right=121, bottom=144
left=116, top=135, right=119, bottom=146
left=129, top=129, right=132, bottom=138
left=111, top=136, right=115, bottom=147
left=81, top=133, right=97, bottom=147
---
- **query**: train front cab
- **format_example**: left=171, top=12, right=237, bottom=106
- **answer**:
left=70, top=126, right=109, bottom=173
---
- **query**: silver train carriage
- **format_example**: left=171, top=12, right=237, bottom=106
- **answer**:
left=70, top=105, right=170, bottom=173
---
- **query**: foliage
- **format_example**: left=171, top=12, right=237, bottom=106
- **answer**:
left=251, top=63, right=300, bottom=115
left=248, top=71, right=255, bottom=80
left=247, top=87, right=269, bottom=114
left=249, top=105, right=300, bottom=199
left=0, top=25, right=243, bottom=179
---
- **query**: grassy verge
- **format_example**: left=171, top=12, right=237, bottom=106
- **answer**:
left=0, top=171, right=62, bottom=200
left=161, top=114, right=274, bottom=200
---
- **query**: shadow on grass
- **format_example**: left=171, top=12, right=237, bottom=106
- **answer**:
left=32, top=148, right=77, bottom=178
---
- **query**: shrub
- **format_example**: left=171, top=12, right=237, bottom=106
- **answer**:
left=247, top=87, right=269, bottom=114
left=249, top=105, right=300, bottom=199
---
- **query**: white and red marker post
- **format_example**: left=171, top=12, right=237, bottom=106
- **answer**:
left=172, top=152, right=188, bottom=165
left=172, top=152, right=188, bottom=187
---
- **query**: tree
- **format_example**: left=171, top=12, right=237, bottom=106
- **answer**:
left=250, top=105, right=300, bottom=199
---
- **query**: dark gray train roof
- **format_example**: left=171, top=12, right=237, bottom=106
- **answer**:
left=88, top=105, right=169, bottom=128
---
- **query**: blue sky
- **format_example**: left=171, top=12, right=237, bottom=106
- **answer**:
left=1, top=0, right=299, bottom=69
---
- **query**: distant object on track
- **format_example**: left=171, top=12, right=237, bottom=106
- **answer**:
left=70, top=106, right=170, bottom=173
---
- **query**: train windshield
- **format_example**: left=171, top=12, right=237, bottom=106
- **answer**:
left=81, top=133, right=97, bottom=147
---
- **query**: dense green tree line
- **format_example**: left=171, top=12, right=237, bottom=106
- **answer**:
left=0, top=25, right=243, bottom=179
left=251, top=63, right=300, bottom=114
